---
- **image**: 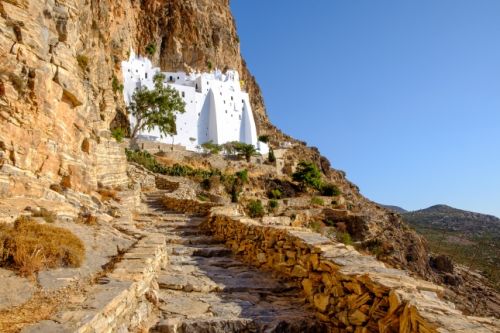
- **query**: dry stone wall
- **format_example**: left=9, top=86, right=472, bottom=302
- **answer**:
left=204, top=206, right=499, bottom=333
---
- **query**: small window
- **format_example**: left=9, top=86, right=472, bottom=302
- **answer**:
left=182, top=91, right=185, bottom=98
left=145, top=73, right=148, bottom=79
left=231, top=96, right=233, bottom=101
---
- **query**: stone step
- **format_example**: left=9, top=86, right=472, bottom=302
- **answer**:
left=167, top=245, right=233, bottom=258
left=153, top=291, right=325, bottom=333
left=151, top=317, right=256, bottom=333
left=164, top=235, right=223, bottom=246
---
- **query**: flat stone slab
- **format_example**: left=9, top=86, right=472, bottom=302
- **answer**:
left=0, top=268, right=35, bottom=311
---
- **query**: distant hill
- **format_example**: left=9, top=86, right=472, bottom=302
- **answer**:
left=400, top=204, right=500, bottom=290
left=379, top=204, right=408, bottom=214
left=402, top=204, right=500, bottom=236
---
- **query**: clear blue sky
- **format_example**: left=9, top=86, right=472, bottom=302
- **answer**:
left=230, top=0, right=500, bottom=217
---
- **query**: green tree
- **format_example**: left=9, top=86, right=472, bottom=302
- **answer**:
left=200, top=141, right=222, bottom=155
left=232, top=142, right=258, bottom=162
left=292, top=161, right=323, bottom=190
left=268, top=147, right=276, bottom=163
left=128, top=73, right=185, bottom=143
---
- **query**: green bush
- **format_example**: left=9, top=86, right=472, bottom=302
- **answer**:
left=197, top=194, right=209, bottom=202
left=310, top=197, right=324, bottom=206
left=235, top=169, right=248, bottom=183
left=201, top=141, right=222, bottom=155
left=247, top=200, right=264, bottom=218
left=336, top=232, right=353, bottom=245
left=268, top=148, right=276, bottom=163
left=207, top=60, right=213, bottom=70
left=112, top=76, right=124, bottom=93
left=292, top=161, right=323, bottom=190
left=321, top=183, right=341, bottom=196
left=76, top=54, right=89, bottom=71
left=111, top=128, right=126, bottom=143
left=258, top=135, right=269, bottom=143
left=269, top=189, right=282, bottom=199
left=145, top=43, right=156, bottom=56
left=268, top=199, right=279, bottom=212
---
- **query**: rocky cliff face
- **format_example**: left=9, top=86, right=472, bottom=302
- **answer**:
left=0, top=0, right=265, bottom=199
left=0, top=0, right=496, bottom=317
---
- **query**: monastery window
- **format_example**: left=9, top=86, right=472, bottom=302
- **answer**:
left=177, top=76, right=180, bottom=80
left=182, top=92, right=185, bottom=98
left=145, top=73, right=148, bottom=79
left=169, top=76, right=173, bottom=81
left=231, top=96, right=233, bottom=101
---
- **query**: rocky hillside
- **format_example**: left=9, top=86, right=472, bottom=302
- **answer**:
left=401, top=205, right=500, bottom=294
left=403, top=205, right=500, bottom=236
left=0, top=0, right=498, bottom=319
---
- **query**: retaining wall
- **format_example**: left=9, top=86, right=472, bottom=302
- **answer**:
left=204, top=206, right=498, bottom=333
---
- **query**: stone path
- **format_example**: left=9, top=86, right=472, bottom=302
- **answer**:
left=139, top=192, right=327, bottom=333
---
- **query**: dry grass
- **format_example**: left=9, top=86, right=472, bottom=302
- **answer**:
left=0, top=283, right=87, bottom=333
left=97, top=187, right=120, bottom=202
left=32, top=208, right=56, bottom=223
left=76, top=212, right=97, bottom=226
left=0, top=217, right=85, bottom=277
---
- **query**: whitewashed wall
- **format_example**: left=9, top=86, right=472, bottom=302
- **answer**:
left=121, top=52, right=268, bottom=154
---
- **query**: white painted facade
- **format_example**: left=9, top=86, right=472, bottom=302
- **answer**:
left=121, top=52, right=268, bottom=154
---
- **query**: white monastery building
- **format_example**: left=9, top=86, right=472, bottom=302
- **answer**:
left=121, top=51, right=269, bottom=154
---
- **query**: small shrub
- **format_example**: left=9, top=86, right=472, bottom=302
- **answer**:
left=0, top=217, right=85, bottom=276
left=320, top=183, right=341, bottom=196
left=98, top=188, right=120, bottom=202
left=268, top=199, right=279, bottom=212
left=207, top=60, right=213, bottom=70
left=269, top=189, right=282, bottom=199
left=145, top=43, right=156, bottom=56
left=112, top=76, right=124, bottom=93
left=235, top=169, right=248, bottom=183
left=111, top=127, right=126, bottom=143
left=197, top=194, right=209, bottom=202
left=292, top=161, right=323, bottom=190
left=201, top=141, right=222, bottom=155
left=76, top=54, right=89, bottom=71
left=8, top=73, right=25, bottom=96
left=258, top=135, right=269, bottom=143
left=32, top=208, right=56, bottom=223
left=247, top=200, right=264, bottom=218
left=310, top=197, right=324, bottom=206
left=76, top=212, right=97, bottom=225
left=49, top=184, right=64, bottom=194
left=309, top=221, right=322, bottom=233
left=268, top=148, right=276, bottom=163
left=337, top=232, right=353, bottom=245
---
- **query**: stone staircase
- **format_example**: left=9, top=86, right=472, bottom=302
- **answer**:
left=140, top=193, right=327, bottom=333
